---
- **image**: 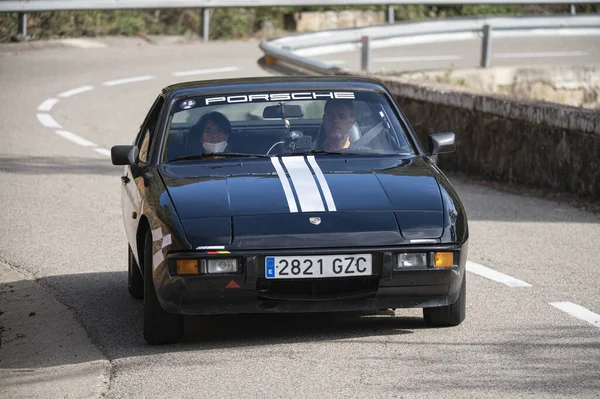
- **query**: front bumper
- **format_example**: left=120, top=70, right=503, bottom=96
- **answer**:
left=155, top=243, right=467, bottom=315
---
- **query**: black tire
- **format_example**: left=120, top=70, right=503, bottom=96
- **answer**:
left=142, top=229, right=184, bottom=344
left=423, top=274, right=466, bottom=327
left=128, top=245, right=144, bottom=299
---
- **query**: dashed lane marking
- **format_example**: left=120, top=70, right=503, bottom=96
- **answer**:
left=55, top=130, right=96, bottom=147
left=36, top=67, right=242, bottom=156
left=94, top=148, right=111, bottom=157
left=466, top=261, right=532, bottom=288
left=58, top=85, right=94, bottom=98
left=38, top=98, right=59, bottom=112
left=550, top=302, right=600, bottom=329
left=59, top=38, right=108, bottom=49
left=172, top=66, right=240, bottom=77
left=494, top=51, right=587, bottom=59
left=102, top=75, right=155, bottom=86
left=321, top=60, right=347, bottom=65
left=36, top=113, right=62, bottom=129
left=375, top=55, right=462, bottom=63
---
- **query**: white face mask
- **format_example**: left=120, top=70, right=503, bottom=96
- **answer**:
left=203, top=141, right=227, bottom=153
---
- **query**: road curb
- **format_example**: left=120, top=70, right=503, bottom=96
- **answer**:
left=0, top=260, right=110, bottom=398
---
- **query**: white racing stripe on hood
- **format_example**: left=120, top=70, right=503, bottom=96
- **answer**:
left=270, top=157, right=299, bottom=213
left=281, top=157, right=325, bottom=212
left=306, top=155, right=337, bottom=212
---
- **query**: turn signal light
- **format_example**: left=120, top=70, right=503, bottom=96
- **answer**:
left=434, top=252, right=454, bottom=268
left=176, top=259, right=199, bottom=275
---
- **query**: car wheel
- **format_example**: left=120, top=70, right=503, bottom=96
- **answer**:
left=142, top=229, right=184, bottom=344
left=128, top=245, right=144, bottom=299
left=423, top=274, right=466, bottom=327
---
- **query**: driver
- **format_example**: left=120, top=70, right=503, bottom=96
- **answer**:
left=321, top=99, right=356, bottom=151
left=192, top=111, right=231, bottom=153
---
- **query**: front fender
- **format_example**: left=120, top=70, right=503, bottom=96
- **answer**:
left=431, top=166, right=469, bottom=245
left=140, top=167, right=191, bottom=295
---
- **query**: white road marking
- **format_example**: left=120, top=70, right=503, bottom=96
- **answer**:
left=55, top=130, right=96, bottom=147
left=306, top=156, right=336, bottom=212
left=494, top=51, right=587, bottom=59
left=94, top=148, right=111, bottom=157
left=196, top=246, right=226, bottom=250
left=281, top=157, right=325, bottom=212
left=36, top=113, right=62, bottom=129
left=295, top=43, right=358, bottom=57
left=271, top=157, right=299, bottom=213
left=496, top=28, right=600, bottom=39
left=550, top=302, right=600, bottom=328
left=38, top=98, right=59, bottom=112
left=58, top=85, right=94, bottom=98
left=59, top=38, right=107, bottom=49
left=172, top=66, right=240, bottom=77
left=466, top=261, right=532, bottom=287
left=375, top=55, right=462, bottom=63
left=102, top=75, right=155, bottom=86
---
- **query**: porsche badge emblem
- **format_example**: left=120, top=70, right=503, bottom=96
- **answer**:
left=309, top=217, right=321, bottom=225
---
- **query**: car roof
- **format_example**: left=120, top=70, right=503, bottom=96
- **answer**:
left=162, top=76, right=390, bottom=98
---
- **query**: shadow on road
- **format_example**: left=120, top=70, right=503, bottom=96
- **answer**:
left=0, top=155, right=118, bottom=176
left=0, top=271, right=418, bottom=369
left=2, top=271, right=600, bottom=396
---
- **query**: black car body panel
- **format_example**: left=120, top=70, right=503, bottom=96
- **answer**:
left=116, top=76, right=469, bottom=321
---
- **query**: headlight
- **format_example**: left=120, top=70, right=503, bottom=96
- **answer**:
left=395, top=253, right=428, bottom=269
left=207, top=258, right=238, bottom=274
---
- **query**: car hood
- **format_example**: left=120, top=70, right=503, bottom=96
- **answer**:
left=159, top=156, right=444, bottom=248
left=160, top=156, right=442, bottom=217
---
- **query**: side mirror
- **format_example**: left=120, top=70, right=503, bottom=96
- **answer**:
left=111, top=145, right=139, bottom=166
left=428, top=132, right=455, bottom=164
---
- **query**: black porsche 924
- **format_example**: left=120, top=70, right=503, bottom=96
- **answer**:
left=111, top=76, right=468, bottom=344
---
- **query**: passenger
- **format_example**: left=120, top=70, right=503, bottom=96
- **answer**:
left=321, top=99, right=356, bottom=151
left=192, top=111, right=231, bottom=153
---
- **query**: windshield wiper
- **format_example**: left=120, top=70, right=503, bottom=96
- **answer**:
left=302, top=150, right=363, bottom=155
left=167, top=152, right=270, bottom=162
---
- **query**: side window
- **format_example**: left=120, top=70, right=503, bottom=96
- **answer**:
left=137, top=96, right=165, bottom=163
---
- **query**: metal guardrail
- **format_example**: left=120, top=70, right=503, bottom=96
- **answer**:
left=1, top=0, right=597, bottom=39
left=0, top=0, right=597, bottom=12
left=260, top=15, right=600, bottom=73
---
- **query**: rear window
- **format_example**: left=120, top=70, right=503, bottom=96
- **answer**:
left=161, top=90, right=414, bottom=162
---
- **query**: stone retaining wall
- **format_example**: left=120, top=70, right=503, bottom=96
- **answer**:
left=377, top=76, right=600, bottom=200
left=293, top=11, right=385, bottom=32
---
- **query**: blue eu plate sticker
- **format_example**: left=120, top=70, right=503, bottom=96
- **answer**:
left=266, top=257, right=275, bottom=279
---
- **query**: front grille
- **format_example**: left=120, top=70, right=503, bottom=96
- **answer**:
left=257, top=277, right=379, bottom=300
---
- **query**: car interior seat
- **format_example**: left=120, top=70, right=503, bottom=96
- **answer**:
left=165, top=123, right=205, bottom=161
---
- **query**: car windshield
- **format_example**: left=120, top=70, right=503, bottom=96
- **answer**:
left=161, top=90, right=415, bottom=162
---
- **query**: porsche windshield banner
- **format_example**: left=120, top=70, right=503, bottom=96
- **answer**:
left=179, top=92, right=356, bottom=109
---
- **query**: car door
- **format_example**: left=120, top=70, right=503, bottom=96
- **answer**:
left=121, top=95, right=165, bottom=257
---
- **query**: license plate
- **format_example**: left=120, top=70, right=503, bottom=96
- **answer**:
left=265, top=254, right=372, bottom=279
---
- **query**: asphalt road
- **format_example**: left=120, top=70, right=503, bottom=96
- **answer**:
left=0, top=35, right=599, bottom=398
